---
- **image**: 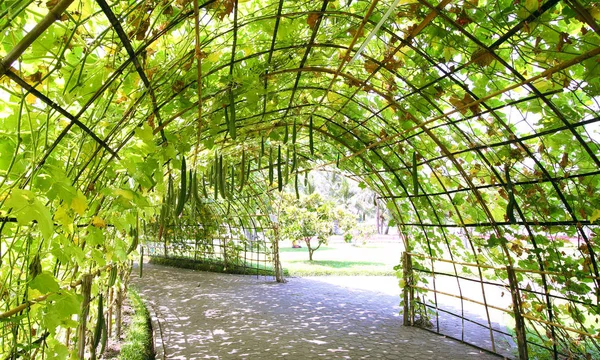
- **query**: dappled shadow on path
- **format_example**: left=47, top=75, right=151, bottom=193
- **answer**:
left=132, top=263, right=502, bottom=359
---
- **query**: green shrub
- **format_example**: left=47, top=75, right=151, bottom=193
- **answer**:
left=149, top=256, right=287, bottom=276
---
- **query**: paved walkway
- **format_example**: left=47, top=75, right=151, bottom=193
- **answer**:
left=132, top=263, right=503, bottom=359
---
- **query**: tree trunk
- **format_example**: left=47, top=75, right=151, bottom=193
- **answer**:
left=272, top=226, right=285, bottom=283
left=305, top=238, right=314, bottom=261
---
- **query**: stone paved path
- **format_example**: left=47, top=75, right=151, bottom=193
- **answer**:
left=132, top=263, right=503, bottom=359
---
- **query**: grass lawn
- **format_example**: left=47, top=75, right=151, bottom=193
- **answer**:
left=279, top=240, right=403, bottom=276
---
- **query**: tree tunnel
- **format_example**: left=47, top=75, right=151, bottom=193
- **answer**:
left=1, top=0, right=600, bottom=358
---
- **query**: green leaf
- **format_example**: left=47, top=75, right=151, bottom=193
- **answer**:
left=4, top=189, right=53, bottom=241
left=46, top=338, right=69, bottom=360
left=70, top=191, right=87, bottom=216
left=30, top=272, right=60, bottom=293
left=87, top=226, right=105, bottom=247
left=590, top=209, right=600, bottom=224
left=135, top=124, right=154, bottom=143
left=486, top=234, right=508, bottom=248
left=43, top=290, right=81, bottom=335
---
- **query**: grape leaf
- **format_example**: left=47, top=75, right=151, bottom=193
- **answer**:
left=70, top=192, right=87, bottom=216
left=30, top=272, right=60, bottom=293
left=4, top=189, right=53, bottom=241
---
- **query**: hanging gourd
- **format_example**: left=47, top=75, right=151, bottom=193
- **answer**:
left=505, top=166, right=516, bottom=223
left=309, top=116, right=314, bottom=155
left=412, top=152, right=418, bottom=196
left=240, top=150, right=246, bottom=192
left=219, top=155, right=226, bottom=199
left=277, top=145, right=283, bottom=192
left=292, top=119, right=297, bottom=144
left=228, top=89, right=237, bottom=140
left=269, top=147, right=274, bottom=186
left=175, top=157, right=186, bottom=216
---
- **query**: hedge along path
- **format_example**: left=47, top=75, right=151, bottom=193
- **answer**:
left=1, top=0, right=600, bottom=359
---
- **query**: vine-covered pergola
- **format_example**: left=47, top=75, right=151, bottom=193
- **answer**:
left=1, top=0, right=599, bottom=358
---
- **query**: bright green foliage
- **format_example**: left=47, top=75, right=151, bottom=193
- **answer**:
left=280, top=193, right=354, bottom=261
left=0, top=0, right=599, bottom=358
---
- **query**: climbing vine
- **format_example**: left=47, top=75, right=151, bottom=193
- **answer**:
left=0, top=0, right=599, bottom=358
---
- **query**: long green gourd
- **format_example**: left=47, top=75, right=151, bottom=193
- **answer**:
left=213, top=151, right=218, bottom=185
left=213, top=166, right=218, bottom=200
left=228, top=90, right=237, bottom=140
left=126, top=213, right=139, bottom=254
left=202, top=173, right=208, bottom=198
left=92, top=294, right=104, bottom=352
left=158, top=194, right=167, bottom=241
left=309, top=116, right=314, bottom=155
left=246, top=157, right=251, bottom=188
left=278, top=145, right=283, bottom=192
left=412, top=152, right=418, bottom=196
left=219, top=155, right=226, bottom=199
left=505, top=166, right=516, bottom=223
left=257, top=147, right=262, bottom=174
left=295, top=172, right=300, bottom=200
left=193, top=172, right=202, bottom=206
left=229, top=165, right=234, bottom=200
left=213, top=159, right=218, bottom=200
left=240, top=150, right=245, bottom=192
left=186, top=169, right=193, bottom=202
left=292, top=119, right=297, bottom=144
left=107, top=267, right=117, bottom=287
left=100, top=310, right=108, bottom=354
left=167, top=174, right=174, bottom=207
left=285, top=147, right=290, bottom=185
left=175, top=157, right=186, bottom=216
left=269, top=147, right=274, bottom=186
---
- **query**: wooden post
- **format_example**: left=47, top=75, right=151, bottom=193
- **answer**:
left=66, top=327, right=71, bottom=351
left=108, top=287, right=113, bottom=338
left=78, top=274, right=93, bottom=359
left=115, top=286, right=123, bottom=339
left=115, top=269, right=124, bottom=340
left=402, top=252, right=413, bottom=326
left=507, top=265, right=528, bottom=360
left=139, top=246, right=144, bottom=278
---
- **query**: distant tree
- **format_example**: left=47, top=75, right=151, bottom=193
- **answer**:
left=334, top=205, right=357, bottom=243
left=280, top=193, right=353, bottom=261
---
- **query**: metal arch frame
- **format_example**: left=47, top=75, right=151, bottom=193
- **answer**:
left=1, top=0, right=600, bottom=358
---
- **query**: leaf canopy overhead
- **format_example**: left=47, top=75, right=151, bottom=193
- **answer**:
left=1, top=0, right=600, bottom=357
